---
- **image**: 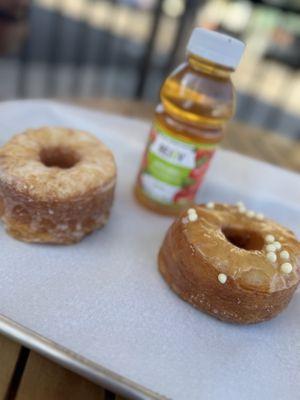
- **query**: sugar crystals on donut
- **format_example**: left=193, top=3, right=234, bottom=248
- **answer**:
left=187, top=208, right=198, bottom=222
left=218, top=273, right=227, bottom=284
left=188, top=212, right=198, bottom=222
left=236, top=201, right=246, bottom=213
left=264, top=235, right=294, bottom=272
left=281, top=263, right=293, bottom=274
left=266, top=252, right=277, bottom=263
left=280, top=250, right=290, bottom=260
left=0, top=127, right=117, bottom=244
left=200, top=202, right=264, bottom=221
left=273, top=241, right=282, bottom=250
left=266, top=244, right=276, bottom=252
left=236, top=202, right=263, bottom=220
left=265, top=234, right=275, bottom=243
left=159, top=202, right=300, bottom=324
left=256, top=213, right=264, bottom=220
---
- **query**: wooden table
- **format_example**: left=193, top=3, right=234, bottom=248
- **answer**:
left=72, top=98, right=300, bottom=173
left=0, top=98, right=299, bottom=400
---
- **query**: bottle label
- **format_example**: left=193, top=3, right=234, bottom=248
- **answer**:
left=138, top=123, right=217, bottom=205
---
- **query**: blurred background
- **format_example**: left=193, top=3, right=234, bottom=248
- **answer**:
left=0, top=0, right=299, bottom=139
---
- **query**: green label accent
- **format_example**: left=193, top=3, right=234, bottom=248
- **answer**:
left=139, top=123, right=217, bottom=204
left=147, top=152, right=191, bottom=186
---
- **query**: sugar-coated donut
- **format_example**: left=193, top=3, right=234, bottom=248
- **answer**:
left=159, top=203, right=300, bottom=324
left=0, top=127, right=116, bottom=244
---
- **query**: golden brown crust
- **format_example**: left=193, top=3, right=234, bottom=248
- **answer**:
left=0, top=127, right=117, bottom=244
left=158, top=204, right=300, bottom=324
left=0, top=126, right=116, bottom=201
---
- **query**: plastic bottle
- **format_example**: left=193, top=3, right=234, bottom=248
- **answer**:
left=134, top=28, right=245, bottom=215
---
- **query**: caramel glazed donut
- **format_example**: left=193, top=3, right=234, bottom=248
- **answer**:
left=159, top=203, right=300, bottom=324
left=0, top=127, right=116, bottom=244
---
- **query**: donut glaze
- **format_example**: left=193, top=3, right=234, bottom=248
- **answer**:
left=159, top=204, right=300, bottom=324
left=0, top=127, right=116, bottom=244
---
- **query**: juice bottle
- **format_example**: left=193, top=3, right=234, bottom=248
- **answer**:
left=134, top=28, right=245, bottom=216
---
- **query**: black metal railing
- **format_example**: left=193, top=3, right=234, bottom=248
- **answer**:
left=0, top=0, right=201, bottom=99
left=0, top=0, right=299, bottom=138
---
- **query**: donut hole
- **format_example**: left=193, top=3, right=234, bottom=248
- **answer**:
left=40, top=147, right=79, bottom=169
left=222, top=227, right=264, bottom=251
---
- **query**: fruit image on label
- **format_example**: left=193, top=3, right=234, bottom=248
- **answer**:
left=138, top=124, right=216, bottom=205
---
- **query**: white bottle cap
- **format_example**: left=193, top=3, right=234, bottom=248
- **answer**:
left=187, top=27, right=245, bottom=70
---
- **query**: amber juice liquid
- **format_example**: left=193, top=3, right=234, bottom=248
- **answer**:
left=135, top=55, right=235, bottom=216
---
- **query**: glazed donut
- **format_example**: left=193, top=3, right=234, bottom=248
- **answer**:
left=0, top=127, right=116, bottom=244
left=159, top=203, right=300, bottom=324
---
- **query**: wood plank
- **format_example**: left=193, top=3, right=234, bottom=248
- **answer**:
left=0, top=334, right=22, bottom=399
left=15, top=351, right=105, bottom=400
left=224, top=121, right=300, bottom=172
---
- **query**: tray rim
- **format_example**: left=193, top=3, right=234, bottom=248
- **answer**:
left=0, top=313, right=168, bottom=400
left=0, top=100, right=167, bottom=399
left=1, top=99, right=299, bottom=400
